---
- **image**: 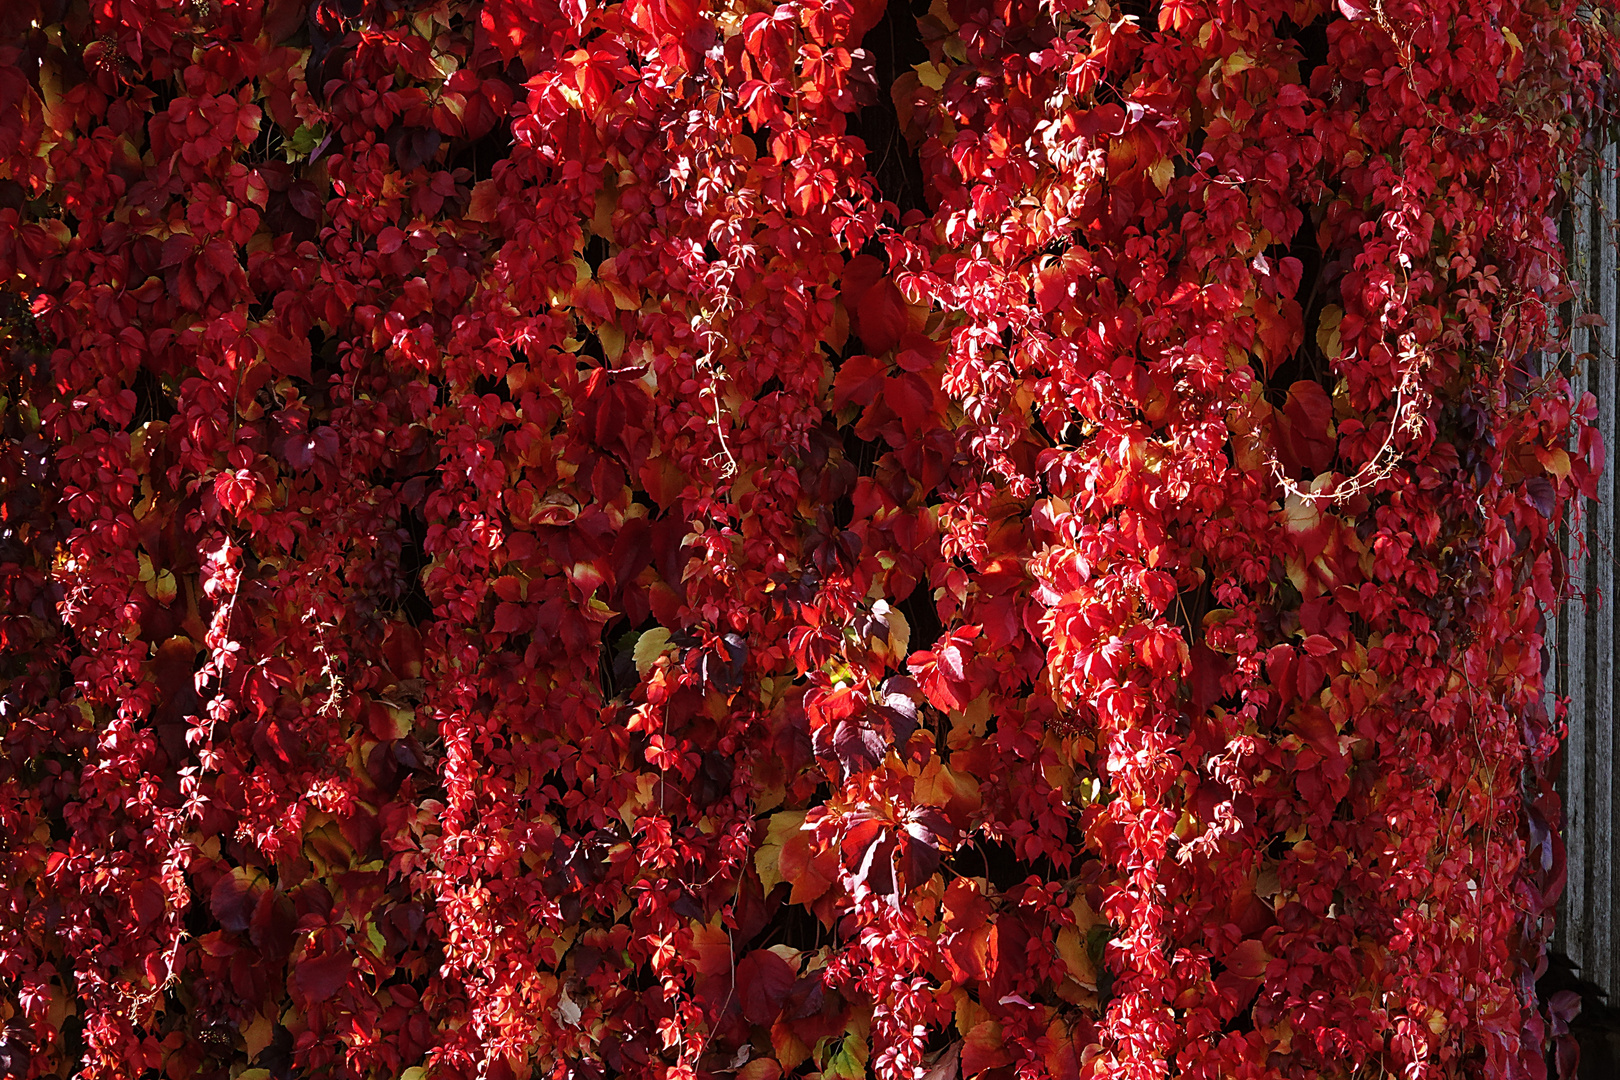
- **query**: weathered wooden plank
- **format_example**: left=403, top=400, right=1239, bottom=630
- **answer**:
left=1556, top=163, right=1593, bottom=978
left=1591, top=138, right=1617, bottom=988
left=1552, top=145, right=1619, bottom=994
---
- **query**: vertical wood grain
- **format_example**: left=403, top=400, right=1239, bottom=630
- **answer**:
left=1557, top=175, right=1591, bottom=974
left=1591, top=138, right=1617, bottom=986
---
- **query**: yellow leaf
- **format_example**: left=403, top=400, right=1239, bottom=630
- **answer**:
left=872, top=599, right=910, bottom=661
left=914, top=758, right=980, bottom=817
left=755, top=810, right=806, bottom=893
left=1148, top=157, right=1174, bottom=193
left=1056, top=926, right=1097, bottom=989
left=947, top=693, right=991, bottom=751
left=384, top=706, right=414, bottom=739
left=953, top=987, right=989, bottom=1041
left=243, top=1013, right=274, bottom=1059
left=598, top=322, right=625, bottom=362
left=770, top=1020, right=813, bottom=1072
left=823, top=1025, right=869, bottom=1080
left=134, top=477, right=157, bottom=520
left=887, top=605, right=910, bottom=658
left=613, top=771, right=654, bottom=825
left=1538, top=445, right=1571, bottom=481
left=591, top=187, right=618, bottom=238
left=914, top=62, right=948, bottom=90
left=1069, top=893, right=1103, bottom=931
left=1282, top=491, right=1321, bottom=534
left=1316, top=304, right=1343, bottom=360
left=633, top=627, right=672, bottom=676
left=1222, top=51, right=1254, bottom=77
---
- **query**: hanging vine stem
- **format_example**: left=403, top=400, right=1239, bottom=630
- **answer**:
left=1265, top=328, right=1432, bottom=505
left=311, top=614, right=348, bottom=718
left=117, top=921, right=192, bottom=1020
left=693, top=298, right=740, bottom=480
left=1267, top=210, right=1433, bottom=515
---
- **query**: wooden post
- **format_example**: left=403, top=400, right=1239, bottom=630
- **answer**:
left=1556, top=138, right=1619, bottom=999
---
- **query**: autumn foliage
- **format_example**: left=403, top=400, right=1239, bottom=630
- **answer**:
left=0, top=0, right=1613, bottom=1077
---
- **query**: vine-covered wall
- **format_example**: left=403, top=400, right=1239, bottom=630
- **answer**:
left=0, top=1, right=1613, bottom=1078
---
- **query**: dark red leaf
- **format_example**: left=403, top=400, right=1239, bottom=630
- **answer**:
left=737, top=948, right=797, bottom=1025
left=292, top=951, right=353, bottom=1002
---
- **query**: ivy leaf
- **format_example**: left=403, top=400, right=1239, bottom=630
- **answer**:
left=1280, top=380, right=1335, bottom=475
left=292, top=951, right=353, bottom=1003
left=737, top=948, right=797, bottom=1025
left=633, top=627, right=672, bottom=675
left=922, top=1042, right=961, bottom=1080
left=209, top=867, right=267, bottom=935
left=756, top=811, right=807, bottom=893
left=897, top=807, right=951, bottom=886
left=1525, top=476, right=1555, bottom=517
left=961, top=1021, right=1009, bottom=1077
left=827, top=717, right=886, bottom=775
left=841, top=814, right=895, bottom=899
left=387, top=125, right=442, bottom=172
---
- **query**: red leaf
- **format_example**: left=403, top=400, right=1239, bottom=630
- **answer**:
left=1280, top=380, right=1335, bottom=474
left=898, top=808, right=950, bottom=885
left=160, top=234, right=196, bottom=268
left=1223, top=938, right=1269, bottom=980
left=841, top=254, right=885, bottom=323
left=923, top=1043, right=961, bottom=1080
left=827, top=717, right=886, bottom=775
left=894, top=331, right=941, bottom=373
left=389, top=127, right=442, bottom=172
left=494, top=601, right=527, bottom=633
left=884, top=373, right=936, bottom=436
left=263, top=0, right=307, bottom=41
left=130, top=881, right=165, bottom=931
left=1075, top=103, right=1127, bottom=139
left=260, top=327, right=312, bottom=381
left=961, top=1020, right=1010, bottom=1076
left=1188, top=644, right=1229, bottom=713
left=293, top=951, right=352, bottom=1002
left=1158, top=0, right=1201, bottom=31
left=1289, top=705, right=1341, bottom=764
left=737, top=948, right=797, bottom=1025
left=210, top=868, right=265, bottom=935
left=833, top=353, right=887, bottom=412
left=857, top=278, right=909, bottom=354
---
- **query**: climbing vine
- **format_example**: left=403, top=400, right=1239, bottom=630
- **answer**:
left=0, top=0, right=1612, bottom=1078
